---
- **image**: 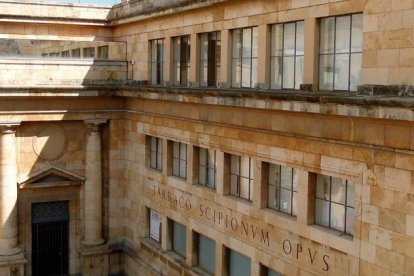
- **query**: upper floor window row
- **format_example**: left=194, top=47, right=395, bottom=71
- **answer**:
left=149, top=14, right=362, bottom=92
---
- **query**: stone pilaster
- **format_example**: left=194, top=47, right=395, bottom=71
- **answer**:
left=0, top=122, right=21, bottom=256
left=82, top=119, right=106, bottom=246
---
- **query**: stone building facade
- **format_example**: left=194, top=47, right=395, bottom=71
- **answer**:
left=0, top=0, right=414, bottom=275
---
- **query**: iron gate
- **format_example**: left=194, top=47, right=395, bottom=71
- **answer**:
left=31, top=201, right=69, bottom=276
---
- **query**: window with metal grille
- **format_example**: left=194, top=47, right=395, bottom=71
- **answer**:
left=231, top=27, right=258, bottom=88
left=199, top=31, right=221, bottom=87
left=150, top=39, right=164, bottom=85
left=172, top=141, right=187, bottom=179
left=319, top=14, right=362, bottom=91
left=173, top=35, right=191, bottom=86
left=270, top=21, right=304, bottom=90
left=198, top=147, right=216, bottom=189
left=268, top=163, right=298, bottom=217
left=230, top=155, right=253, bottom=201
left=315, top=174, right=355, bottom=235
left=149, top=136, right=162, bottom=171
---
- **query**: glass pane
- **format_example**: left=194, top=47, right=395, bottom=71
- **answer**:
left=232, top=29, right=242, bottom=58
left=330, top=203, right=345, bottom=232
left=198, top=235, right=215, bottom=274
left=315, top=199, right=330, bottom=227
left=207, top=168, right=215, bottom=188
left=350, top=53, right=361, bottom=91
left=179, top=160, right=187, bottom=178
left=150, top=137, right=156, bottom=151
left=200, top=59, right=208, bottom=86
left=151, top=62, right=157, bottom=85
left=150, top=152, right=156, bottom=168
left=336, top=16, right=351, bottom=54
left=240, top=157, right=250, bottom=178
left=230, top=175, right=238, bottom=195
left=173, top=158, right=179, bottom=176
left=242, top=28, right=252, bottom=58
left=200, top=33, right=208, bottom=60
left=295, top=55, right=304, bottom=90
left=156, top=153, right=162, bottom=170
left=283, top=23, right=296, bottom=56
left=232, top=59, right=241, bottom=88
left=347, top=181, right=355, bottom=207
left=316, top=175, right=330, bottom=200
left=231, top=155, right=239, bottom=174
left=320, top=17, right=335, bottom=54
left=334, top=54, right=350, bottom=90
left=351, top=14, right=363, bottom=52
left=296, top=21, right=304, bottom=55
left=319, top=54, right=334, bottom=90
left=280, top=188, right=292, bottom=213
left=157, top=138, right=162, bottom=155
left=158, top=41, right=164, bottom=62
left=271, top=24, right=283, bottom=57
left=199, top=148, right=207, bottom=166
left=268, top=183, right=277, bottom=209
left=229, top=250, right=251, bottom=276
left=251, top=58, right=257, bottom=88
left=280, top=166, right=292, bottom=189
left=151, top=40, right=157, bottom=62
left=331, top=177, right=346, bottom=204
left=346, top=207, right=355, bottom=235
left=240, top=177, right=250, bottom=199
left=180, top=144, right=187, bottom=161
left=241, top=58, right=251, bottom=88
left=207, top=150, right=215, bottom=168
left=283, top=56, right=295, bottom=89
left=173, top=222, right=186, bottom=257
left=270, top=56, right=282, bottom=89
left=269, top=163, right=278, bottom=186
left=199, top=165, right=206, bottom=185
left=252, top=27, right=258, bottom=58
left=173, top=142, right=179, bottom=158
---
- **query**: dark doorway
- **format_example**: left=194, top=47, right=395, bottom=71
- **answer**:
left=31, top=201, right=69, bottom=276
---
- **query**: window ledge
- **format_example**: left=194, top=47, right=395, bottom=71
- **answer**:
left=309, top=225, right=357, bottom=256
left=226, top=194, right=253, bottom=206
left=192, top=266, right=213, bottom=276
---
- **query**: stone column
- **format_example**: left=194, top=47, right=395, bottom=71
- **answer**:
left=82, top=119, right=106, bottom=246
left=0, top=122, right=21, bottom=256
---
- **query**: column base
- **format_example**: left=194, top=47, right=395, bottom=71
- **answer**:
left=0, top=252, right=26, bottom=276
left=81, top=238, right=105, bottom=246
left=0, top=247, right=21, bottom=256
left=79, top=243, right=110, bottom=276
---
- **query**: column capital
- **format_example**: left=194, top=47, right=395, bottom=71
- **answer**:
left=0, top=122, right=21, bottom=134
left=84, top=119, right=107, bottom=132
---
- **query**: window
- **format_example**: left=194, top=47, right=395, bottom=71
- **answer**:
left=315, top=174, right=355, bottom=235
left=198, top=147, right=216, bottom=189
left=149, top=136, right=162, bottom=171
left=173, top=36, right=190, bottom=86
left=150, top=39, right=164, bottom=85
left=319, top=14, right=362, bottom=91
left=97, top=46, right=108, bottom=59
left=83, top=47, right=95, bottom=58
left=262, top=265, right=283, bottom=276
left=196, top=233, right=215, bottom=274
left=149, top=209, right=161, bottom=242
left=199, top=32, right=221, bottom=87
left=268, top=164, right=298, bottom=217
left=270, top=21, right=304, bottom=90
left=231, top=27, right=258, bottom=88
left=61, top=50, right=70, bottom=58
left=71, top=48, right=80, bottom=58
left=172, top=141, right=187, bottom=179
left=230, top=155, right=253, bottom=201
left=171, top=220, right=186, bottom=257
left=228, top=249, right=250, bottom=276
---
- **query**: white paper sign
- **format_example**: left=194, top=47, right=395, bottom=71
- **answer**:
left=150, top=209, right=161, bottom=242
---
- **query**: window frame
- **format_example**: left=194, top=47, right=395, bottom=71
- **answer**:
left=172, top=141, right=187, bottom=179
left=199, top=31, right=221, bottom=87
left=198, top=147, right=217, bottom=189
left=172, top=35, right=191, bottom=86
left=150, top=38, right=164, bottom=85
left=171, top=220, right=186, bottom=258
left=149, top=136, right=163, bottom=171
left=230, top=155, right=253, bottom=201
left=231, top=26, right=258, bottom=89
left=319, top=13, right=362, bottom=92
left=268, top=163, right=298, bottom=217
left=269, top=20, right=304, bottom=90
left=315, top=174, right=355, bottom=235
left=195, top=232, right=216, bottom=275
